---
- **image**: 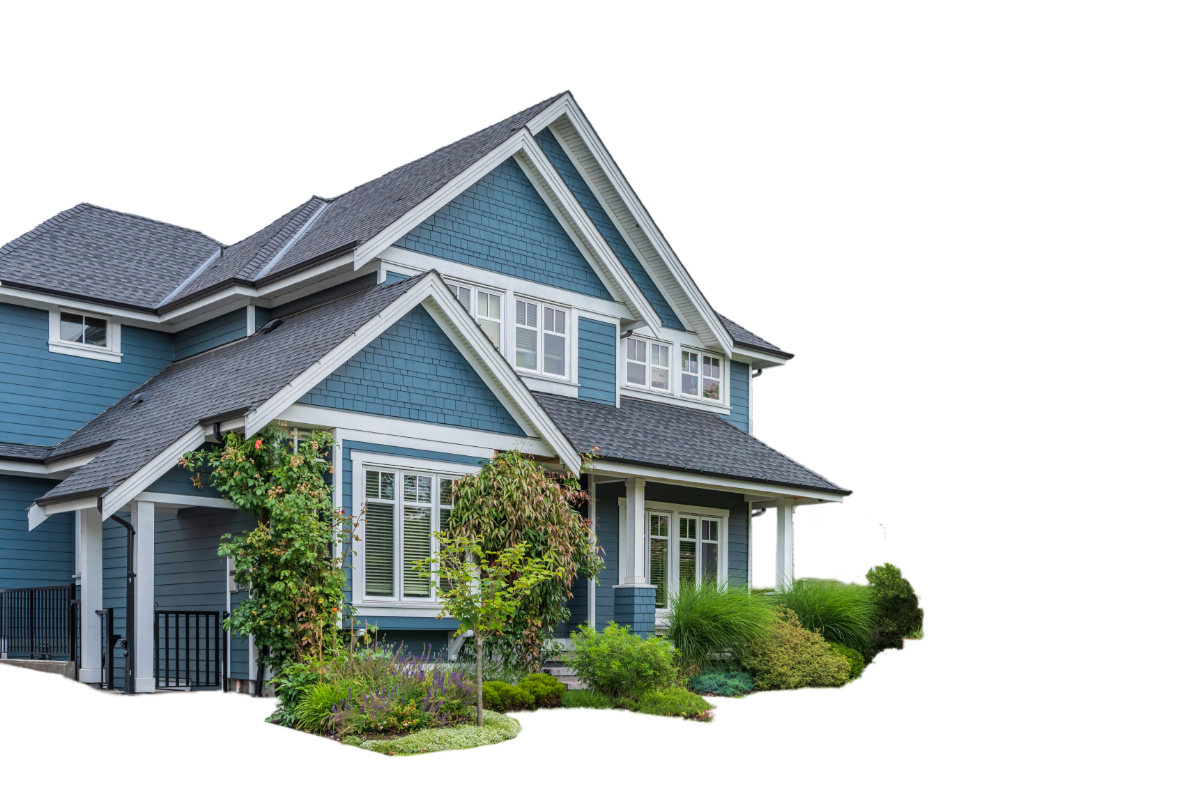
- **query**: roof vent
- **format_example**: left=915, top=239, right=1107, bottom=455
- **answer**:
left=258, top=319, right=284, bottom=335
left=132, top=392, right=151, bottom=404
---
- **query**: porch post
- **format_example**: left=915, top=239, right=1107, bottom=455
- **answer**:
left=623, top=477, right=647, bottom=585
left=131, top=501, right=156, bottom=693
left=775, top=497, right=794, bottom=588
left=78, top=508, right=104, bottom=683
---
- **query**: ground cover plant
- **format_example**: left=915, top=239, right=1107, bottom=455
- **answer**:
left=689, top=667, right=754, bottom=697
left=742, top=608, right=851, bottom=690
left=662, top=581, right=773, bottom=674
left=348, top=710, right=521, bottom=755
left=631, top=687, right=714, bottom=721
left=770, top=578, right=878, bottom=657
left=568, top=621, right=680, bottom=703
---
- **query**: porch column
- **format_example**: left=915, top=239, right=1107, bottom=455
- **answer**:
left=776, top=497, right=794, bottom=588
left=131, top=501, right=156, bottom=693
left=623, top=477, right=647, bottom=585
left=78, top=508, right=104, bottom=683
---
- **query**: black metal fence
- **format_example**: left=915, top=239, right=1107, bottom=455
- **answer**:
left=0, top=584, right=77, bottom=662
left=154, top=610, right=227, bottom=690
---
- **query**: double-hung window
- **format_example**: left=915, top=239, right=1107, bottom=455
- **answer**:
left=681, top=349, right=722, bottom=402
left=641, top=510, right=723, bottom=611
left=446, top=281, right=502, bottom=350
left=515, top=299, right=568, bottom=378
left=362, top=468, right=460, bottom=601
left=626, top=338, right=670, bottom=392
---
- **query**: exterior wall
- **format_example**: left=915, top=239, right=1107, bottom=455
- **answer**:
left=101, top=512, right=131, bottom=689
left=300, top=305, right=524, bottom=436
left=395, top=157, right=614, bottom=301
left=0, top=302, right=174, bottom=447
left=592, top=481, right=622, bottom=629
left=172, top=309, right=245, bottom=361
left=613, top=585, right=655, bottom=638
left=728, top=361, right=751, bottom=433
left=534, top=130, right=684, bottom=330
left=577, top=318, right=617, bottom=406
left=154, top=507, right=250, bottom=612
left=0, top=475, right=74, bottom=590
left=254, top=306, right=271, bottom=332
left=145, top=464, right=225, bottom=499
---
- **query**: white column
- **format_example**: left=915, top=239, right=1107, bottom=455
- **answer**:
left=775, top=497, right=794, bottom=588
left=131, top=501, right=156, bottom=693
left=623, top=477, right=647, bottom=585
left=78, top=507, right=105, bottom=683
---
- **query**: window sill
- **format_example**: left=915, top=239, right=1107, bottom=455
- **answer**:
left=514, top=368, right=576, bottom=386
left=620, top=385, right=731, bottom=414
left=48, top=342, right=123, bottom=363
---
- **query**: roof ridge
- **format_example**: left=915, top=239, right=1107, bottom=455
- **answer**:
left=241, top=197, right=327, bottom=280
left=0, top=203, right=91, bottom=258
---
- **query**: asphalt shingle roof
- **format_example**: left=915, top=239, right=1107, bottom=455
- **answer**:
left=0, top=203, right=222, bottom=310
left=532, top=393, right=847, bottom=495
left=0, top=442, right=54, bottom=463
left=37, top=273, right=425, bottom=505
left=717, top=313, right=792, bottom=359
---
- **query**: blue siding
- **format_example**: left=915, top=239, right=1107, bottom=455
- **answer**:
left=101, top=512, right=131, bottom=689
left=300, top=305, right=524, bottom=436
left=173, top=309, right=245, bottom=361
left=254, top=306, right=271, bottom=332
left=535, top=130, right=685, bottom=330
left=154, top=507, right=252, bottom=612
left=728, top=361, right=750, bottom=433
left=395, top=157, right=614, bottom=301
left=592, top=481, right=622, bottom=628
left=577, top=318, right=617, bottom=406
left=0, top=475, right=74, bottom=590
left=145, top=464, right=225, bottom=499
left=0, top=303, right=174, bottom=447
left=614, top=585, right=655, bottom=638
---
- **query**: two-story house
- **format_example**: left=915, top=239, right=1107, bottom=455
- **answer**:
left=0, top=92, right=849, bottom=693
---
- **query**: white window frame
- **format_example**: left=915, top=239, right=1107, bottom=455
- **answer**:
left=445, top=279, right=503, bottom=352
left=514, top=295, right=571, bottom=380
left=681, top=348, right=723, bottom=404
left=624, top=335, right=671, bottom=394
left=617, top=498, right=730, bottom=618
left=350, top=453, right=481, bottom=609
left=48, top=307, right=122, bottom=363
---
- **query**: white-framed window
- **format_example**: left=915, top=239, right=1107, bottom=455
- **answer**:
left=48, top=307, right=122, bottom=363
left=682, top=349, right=722, bottom=402
left=361, top=466, right=461, bottom=601
left=446, top=281, right=503, bottom=350
left=626, top=337, right=670, bottom=392
left=620, top=500, right=729, bottom=613
left=649, top=512, right=670, bottom=608
left=515, top=298, right=569, bottom=378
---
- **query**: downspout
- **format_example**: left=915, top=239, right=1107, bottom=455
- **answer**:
left=109, top=514, right=137, bottom=694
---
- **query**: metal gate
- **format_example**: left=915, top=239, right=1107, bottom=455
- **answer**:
left=154, top=610, right=227, bottom=690
left=0, top=584, right=78, bottom=663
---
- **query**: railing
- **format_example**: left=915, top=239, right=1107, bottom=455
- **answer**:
left=154, top=611, right=227, bottom=690
left=0, top=584, right=77, bottom=663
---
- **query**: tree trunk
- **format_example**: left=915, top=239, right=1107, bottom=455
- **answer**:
left=475, top=635, right=484, bottom=727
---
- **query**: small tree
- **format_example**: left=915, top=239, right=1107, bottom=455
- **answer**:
left=420, top=535, right=560, bottom=725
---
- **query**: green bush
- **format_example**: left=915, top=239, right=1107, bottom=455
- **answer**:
left=689, top=668, right=754, bottom=696
left=827, top=643, right=864, bottom=681
left=518, top=673, right=566, bottom=707
left=482, top=681, right=535, bottom=712
left=567, top=622, right=680, bottom=702
left=561, top=689, right=616, bottom=709
left=867, top=563, right=923, bottom=658
left=742, top=608, right=851, bottom=690
left=294, top=682, right=349, bottom=732
left=770, top=578, right=878, bottom=656
left=631, top=687, right=714, bottom=721
left=662, top=581, right=774, bottom=672
left=358, top=710, right=521, bottom=755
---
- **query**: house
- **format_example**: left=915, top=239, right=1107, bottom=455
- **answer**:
left=0, top=92, right=850, bottom=693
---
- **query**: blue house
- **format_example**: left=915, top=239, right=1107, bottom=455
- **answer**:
left=0, top=92, right=849, bottom=693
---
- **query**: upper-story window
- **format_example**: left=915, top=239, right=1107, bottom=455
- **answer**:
left=515, top=298, right=568, bottom=378
left=626, top=337, right=670, bottom=392
left=48, top=307, right=121, bottom=363
left=447, top=281, right=503, bottom=350
left=681, top=349, right=721, bottom=402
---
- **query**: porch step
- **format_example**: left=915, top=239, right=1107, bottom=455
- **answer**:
left=542, top=661, right=587, bottom=691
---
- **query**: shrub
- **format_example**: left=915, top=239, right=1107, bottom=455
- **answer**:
left=662, top=581, right=774, bottom=673
left=742, top=609, right=851, bottom=690
left=518, top=672, right=566, bottom=707
left=562, top=689, right=615, bottom=709
left=632, top=687, right=714, bottom=721
left=770, top=578, right=878, bottom=656
left=568, top=622, right=680, bottom=702
left=359, top=710, right=521, bottom=755
left=826, top=643, right=864, bottom=681
left=689, top=668, right=754, bottom=696
left=482, top=681, right=535, bottom=712
left=867, top=563, right=923, bottom=657
left=294, top=682, right=350, bottom=732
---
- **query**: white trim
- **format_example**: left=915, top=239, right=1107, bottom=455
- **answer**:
left=99, top=426, right=206, bottom=521
left=133, top=492, right=236, bottom=510
left=281, top=404, right=552, bottom=458
left=776, top=497, right=795, bottom=587
left=591, top=460, right=845, bottom=503
left=518, top=374, right=579, bottom=398
left=619, top=385, right=731, bottom=415
left=253, top=202, right=329, bottom=281
left=131, top=500, right=156, bottom=692
left=48, top=306, right=122, bottom=363
left=28, top=495, right=98, bottom=530
left=618, top=496, right=730, bottom=614
left=246, top=305, right=256, bottom=337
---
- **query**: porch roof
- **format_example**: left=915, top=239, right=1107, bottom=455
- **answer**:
left=530, top=393, right=849, bottom=496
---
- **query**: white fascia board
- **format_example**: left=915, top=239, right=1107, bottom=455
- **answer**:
left=552, top=98, right=735, bottom=355
left=732, top=348, right=789, bottom=368
left=379, top=247, right=629, bottom=323
left=513, top=136, right=662, bottom=336
left=1, top=461, right=51, bottom=477
left=100, top=426, right=206, bottom=521
left=353, top=131, right=529, bottom=270
left=134, top=492, right=236, bottom=510
left=29, top=496, right=98, bottom=530
left=236, top=273, right=578, bottom=474
left=589, top=460, right=845, bottom=503
left=0, top=286, right=161, bottom=325
left=524, top=93, right=575, bottom=135
left=281, top=404, right=554, bottom=459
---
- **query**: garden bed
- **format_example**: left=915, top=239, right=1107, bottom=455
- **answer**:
left=344, top=710, right=521, bottom=755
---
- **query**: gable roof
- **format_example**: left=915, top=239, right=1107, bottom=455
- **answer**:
left=718, top=313, right=793, bottom=359
left=533, top=392, right=847, bottom=496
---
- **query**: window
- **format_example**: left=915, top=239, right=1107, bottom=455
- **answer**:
left=649, top=513, right=670, bottom=609
left=626, top=337, right=669, bottom=392
left=50, top=308, right=121, bottom=362
left=61, top=312, right=107, bottom=348
left=640, top=511, right=723, bottom=611
left=682, top=350, right=722, bottom=401
left=516, top=299, right=568, bottom=377
left=362, top=467, right=459, bottom=601
left=476, top=291, right=502, bottom=349
left=446, top=282, right=472, bottom=312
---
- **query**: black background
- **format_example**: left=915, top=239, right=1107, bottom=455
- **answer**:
left=0, top=86, right=934, bottom=752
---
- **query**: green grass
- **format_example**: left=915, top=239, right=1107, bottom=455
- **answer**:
left=354, top=711, right=520, bottom=755
left=770, top=578, right=878, bottom=654
left=662, top=581, right=774, bottom=672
